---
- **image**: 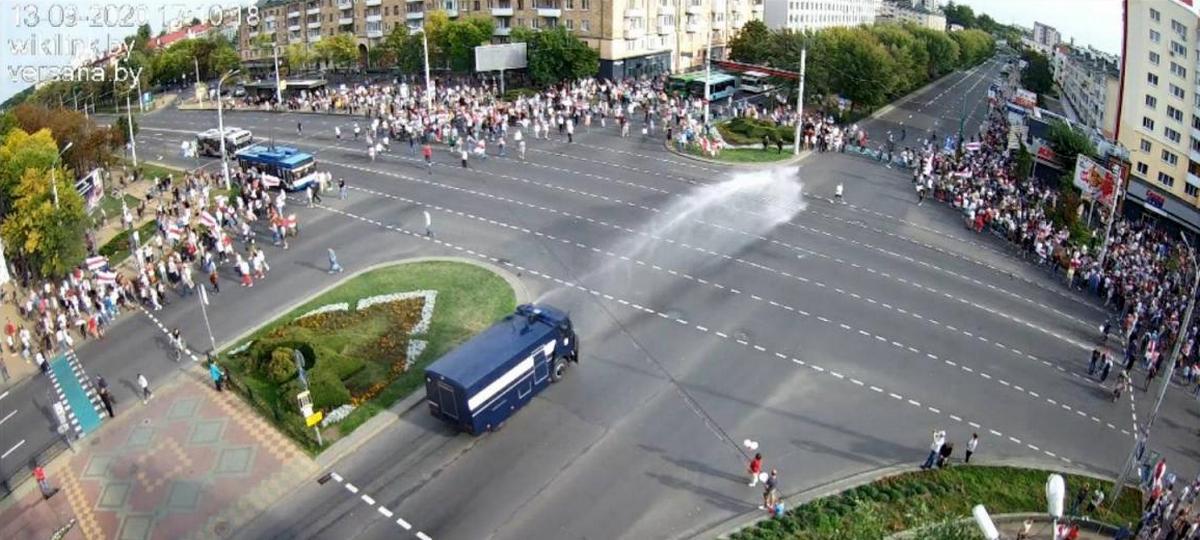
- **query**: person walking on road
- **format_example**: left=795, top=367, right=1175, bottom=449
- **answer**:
left=921, top=429, right=946, bottom=469
left=834, top=183, right=844, bottom=204
left=1089, top=348, right=1101, bottom=376
left=297, top=121, right=302, bottom=136
left=965, top=433, right=978, bottom=463
left=328, top=248, right=344, bottom=274
left=747, top=453, right=763, bottom=487
left=422, top=143, right=433, bottom=174
left=423, top=210, right=433, bottom=237
left=96, top=376, right=115, bottom=418
left=759, top=469, right=779, bottom=510
left=338, top=178, right=347, bottom=200
left=137, top=373, right=152, bottom=404
left=170, top=328, right=186, bottom=362
left=34, top=465, right=57, bottom=499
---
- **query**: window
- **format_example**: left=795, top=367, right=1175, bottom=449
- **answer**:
left=1194, top=115, right=1200, bottom=130
left=1142, top=139, right=1153, bottom=153
left=1151, top=7, right=1160, bottom=22
left=1163, top=149, right=1179, bottom=166
left=581, top=0, right=588, bottom=8
left=1193, top=137, right=1200, bottom=153
left=1169, top=105, right=1184, bottom=122
left=1144, top=116, right=1156, bottom=130
left=1171, top=19, right=1187, bottom=38
left=1137, top=162, right=1150, bottom=175
left=1166, top=127, right=1182, bottom=143
left=1146, top=94, right=1158, bottom=108
left=566, top=0, right=572, bottom=7
left=1151, top=29, right=1162, bottom=43
left=1158, top=172, right=1176, bottom=187
left=581, top=19, right=589, bottom=31
left=1148, top=72, right=1159, bottom=86
left=1171, top=83, right=1185, bottom=99
left=1171, top=62, right=1187, bottom=78
left=1187, top=184, right=1199, bottom=197
left=1150, top=51, right=1161, bottom=65
left=1172, top=41, right=1188, bottom=57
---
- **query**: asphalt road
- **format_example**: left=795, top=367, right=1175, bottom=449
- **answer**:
left=6, top=57, right=1196, bottom=539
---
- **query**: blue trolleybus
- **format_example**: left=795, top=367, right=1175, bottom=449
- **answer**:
left=234, top=144, right=319, bottom=192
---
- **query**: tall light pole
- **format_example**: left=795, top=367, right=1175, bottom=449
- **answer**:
left=124, top=87, right=138, bottom=167
left=49, top=142, right=74, bottom=209
left=194, top=57, right=203, bottom=103
left=1096, top=163, right=1127, bottom=269
left=217, top=69, right=240, bottom=190
left=792, top=49, right=807, bottom=156
left=702, top=10, right=713, bottom=127
left=273, top=44, right=283, bottom=104
left=1109, top=231, right=1199, bottom=505
left=413, top=28, right=432, bottom=109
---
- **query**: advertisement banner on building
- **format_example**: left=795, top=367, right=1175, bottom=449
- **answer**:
left=1074, top=154, right=1118, bottom=207
left=1013, top=88, right=1037, bottom=109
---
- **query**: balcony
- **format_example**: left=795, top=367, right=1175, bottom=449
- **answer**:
left=685, top=3, right=703, bottom=15
left=445, top=9, right=459, bottom=16
left=287, top=10, right=300, bottom=18
left=625, top=7, right=644, bottom=17
left=307, top=21, right=321, bottom=29
left=339, top=16, right=353, bottom=25
left=366, top=22, right=383, bottom=37
left=658, top=23, right=674, bottom=34
left=338, top=0, right=353, bottom=7
left=712, top=0, right=725, bottom=11
left=407, top=10, right=425, bottom=19
left=288, top=23, right=301, bottom=31
left=1189, top=170, right=1200, bottom=189
left=494, top=26, right=512, bottom=36
left=306, top=7, right=320, bottom=15
left=307, top=33, right=321, bottom=42
left=686, top=21, right=701, bottom=32
left=366, top=14, right=382, bottom=22
left=537, top=6, right=562, bottom=17
left=365, top=0, right=382, bottom=5
left=492, top=4, right=514, bottom=16
left=265, top=15, right=276, bottom=22
left=658, top=5, right=674, bottom=14
left=625, top=26, right=645, bottom=39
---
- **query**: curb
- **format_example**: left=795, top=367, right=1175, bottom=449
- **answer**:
left=697, top=458, right=1126, bottom=540
left=886, top=512, right=1122, bottom=540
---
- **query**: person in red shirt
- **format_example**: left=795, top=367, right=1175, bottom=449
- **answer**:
left=747, top=453, right=763, bottom=487
left=422, top=143, right=433, bottom=175
left=4, top=319, right=16, bottom=354
left=34, top=465, right=56, bottom=499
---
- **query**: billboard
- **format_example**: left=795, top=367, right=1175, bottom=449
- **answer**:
left=1074, top=154, right=1118, bottom=207
left=1013, top=88, right=1037, bottom=109
left=475, top=43, right=527, bottom=72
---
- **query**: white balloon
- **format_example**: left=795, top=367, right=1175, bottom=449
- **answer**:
left=749, top=441, right=759, bottom=450
left=743, top=439, right=754, bottom=448
left=758, top=472, right=769, bottom=483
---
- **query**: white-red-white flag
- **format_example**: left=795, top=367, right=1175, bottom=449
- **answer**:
left=86, top=256, right=108, bottom=271
left=95, top=271, right=117, bottom=284
left=199, top=211, right=219, bottom=230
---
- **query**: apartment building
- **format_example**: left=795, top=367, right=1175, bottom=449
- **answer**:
left=238, top=0, right=762, bottom=81
left=762, top=0, right=877, bottom=32
left=1052, top=44, right=1120, bottom=139
left=1117, top=0, right=1200, bottom=231
left=874, top=0, right=943, bottom=30
left=1032, top=21, right=1061, bottom=49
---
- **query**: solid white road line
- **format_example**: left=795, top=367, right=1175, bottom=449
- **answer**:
left=1, top=439, right=25, bottom=459
left=0, top=409, right=16, bottom=426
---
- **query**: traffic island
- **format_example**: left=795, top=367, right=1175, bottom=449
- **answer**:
left=219, top=260, right=516, bottom=454
left=726, top=465, right=1141, bottom=540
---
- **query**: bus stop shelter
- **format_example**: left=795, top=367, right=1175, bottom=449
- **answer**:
left=243, top=79, right=327, bottom=100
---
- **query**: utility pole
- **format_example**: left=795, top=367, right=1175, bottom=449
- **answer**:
left=792, top=49, right=807, bottom=156
left=703, top=16, right=713, bottom=127
left=273, top=45, right=283, bottom=104
left=416, top=28, right=432, bottom=109
left=125, top=92, right=138, bottom=167
left=217, top=69, right=240, bottom=191
left=195, top=58, right=203, bottom=103
left=1096, top=164, right=1126, bottom=270
left=1109, top=231, right=1199, bottom=506
left=49, top=142, right=73, bottom=209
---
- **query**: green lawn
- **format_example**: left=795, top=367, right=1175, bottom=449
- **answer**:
left=136, top=162, right=183, bottom=182
left=730, top=466, right=1141, bottom=540
left=221, top=261, right=516, bottom=453
left=97, top=220, right=158, bottom=263
left=685, top=145, right=799, bottom=164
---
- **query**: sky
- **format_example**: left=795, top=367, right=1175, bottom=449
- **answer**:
left=953, top=0, right=1125, bottom=54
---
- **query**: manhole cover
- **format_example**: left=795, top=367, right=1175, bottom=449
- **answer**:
left=214, top=520, right=231, bottom=536
left=142, top=419, right=151, bottom=425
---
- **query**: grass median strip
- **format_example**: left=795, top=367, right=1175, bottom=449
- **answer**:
left=219, top=261, right=515, bottom=454
left=730, top=465, right=1140, bottom=540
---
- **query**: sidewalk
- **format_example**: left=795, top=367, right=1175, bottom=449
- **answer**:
left=0, top=368, right=317, bottom=540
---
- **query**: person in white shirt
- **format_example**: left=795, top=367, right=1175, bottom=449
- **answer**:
left=921, top=430, right=945, bottom=469
left=965, top=433, right=979, bottom=463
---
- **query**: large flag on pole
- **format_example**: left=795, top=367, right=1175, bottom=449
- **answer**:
left=95, top=270, right=117, bottom=284
left=86, top=255, right=108, bottom=271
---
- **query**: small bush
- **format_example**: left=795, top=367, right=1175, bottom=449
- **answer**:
left=266, top=347, right=299, bottom=383
left=317, top=348, right=366, bottom=380
left=308, top=367, right=351, bottom=410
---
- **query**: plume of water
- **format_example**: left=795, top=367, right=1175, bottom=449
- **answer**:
left=535, top=166, right=807, bottom=305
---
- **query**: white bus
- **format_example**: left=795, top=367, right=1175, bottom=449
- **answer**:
left=739, top=71, right=775, bottom=94
left=195, top=127, right=254, bottom=157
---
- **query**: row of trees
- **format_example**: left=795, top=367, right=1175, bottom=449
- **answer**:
left=729, top=21, right=994, bottom=111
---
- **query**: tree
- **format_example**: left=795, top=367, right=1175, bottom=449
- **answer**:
left=1047, top=120, right=1097, bottom=164
left=285, top=43, right=315, bottom=74
left=443, top=15, right=494, bottom=72
left=1020, top=48, right=1055, bottom=95
left=909, top=26, right=960, bottom=78
left=950, top=29, right=993, bottom=67
left=511, top=26, right=599, bottom=86
left=315, top=33, right=359, bottom=70
left=113, top=114, right=138, bottom=148
left=942, top=2, right=976, bottom=29
left=0, top=128, right=58, bottom=217
left=11, top=103, right=114, bottom=173
left=729, top=20, right=772, bottom=65
left=869, top=25, right=929, bottom=94
left=379, top=25, right=424, bottom=73
left=820, top=27, right=897, bottom=109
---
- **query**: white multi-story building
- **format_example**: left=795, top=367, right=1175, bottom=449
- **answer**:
left=875, top=0, right=943, bottom=30
left=1033, top=21, right=1061, bottom=49
left=1117, top=0, right=1200, bottom=230
left=762, top=0, right=877, bottom=32
left=1052, top=44, right=1120, bottom=139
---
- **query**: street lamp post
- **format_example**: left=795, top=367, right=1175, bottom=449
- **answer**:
left=49, top=142, right=74, bottom=209
left=792, top=49, right=807, bottom=156
left=413, top=28, right=432, bottom=109
left=1109, top=231, right=1200, bottom=505
left=194, top=58, right=203, bottom=103
left=273, top=44, right=283, bottom=105
left=702, top=17, right=713, bottom=127
left=125, top=89, right=138, bottom=167
left=216, top=69, right=240, bottom=191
